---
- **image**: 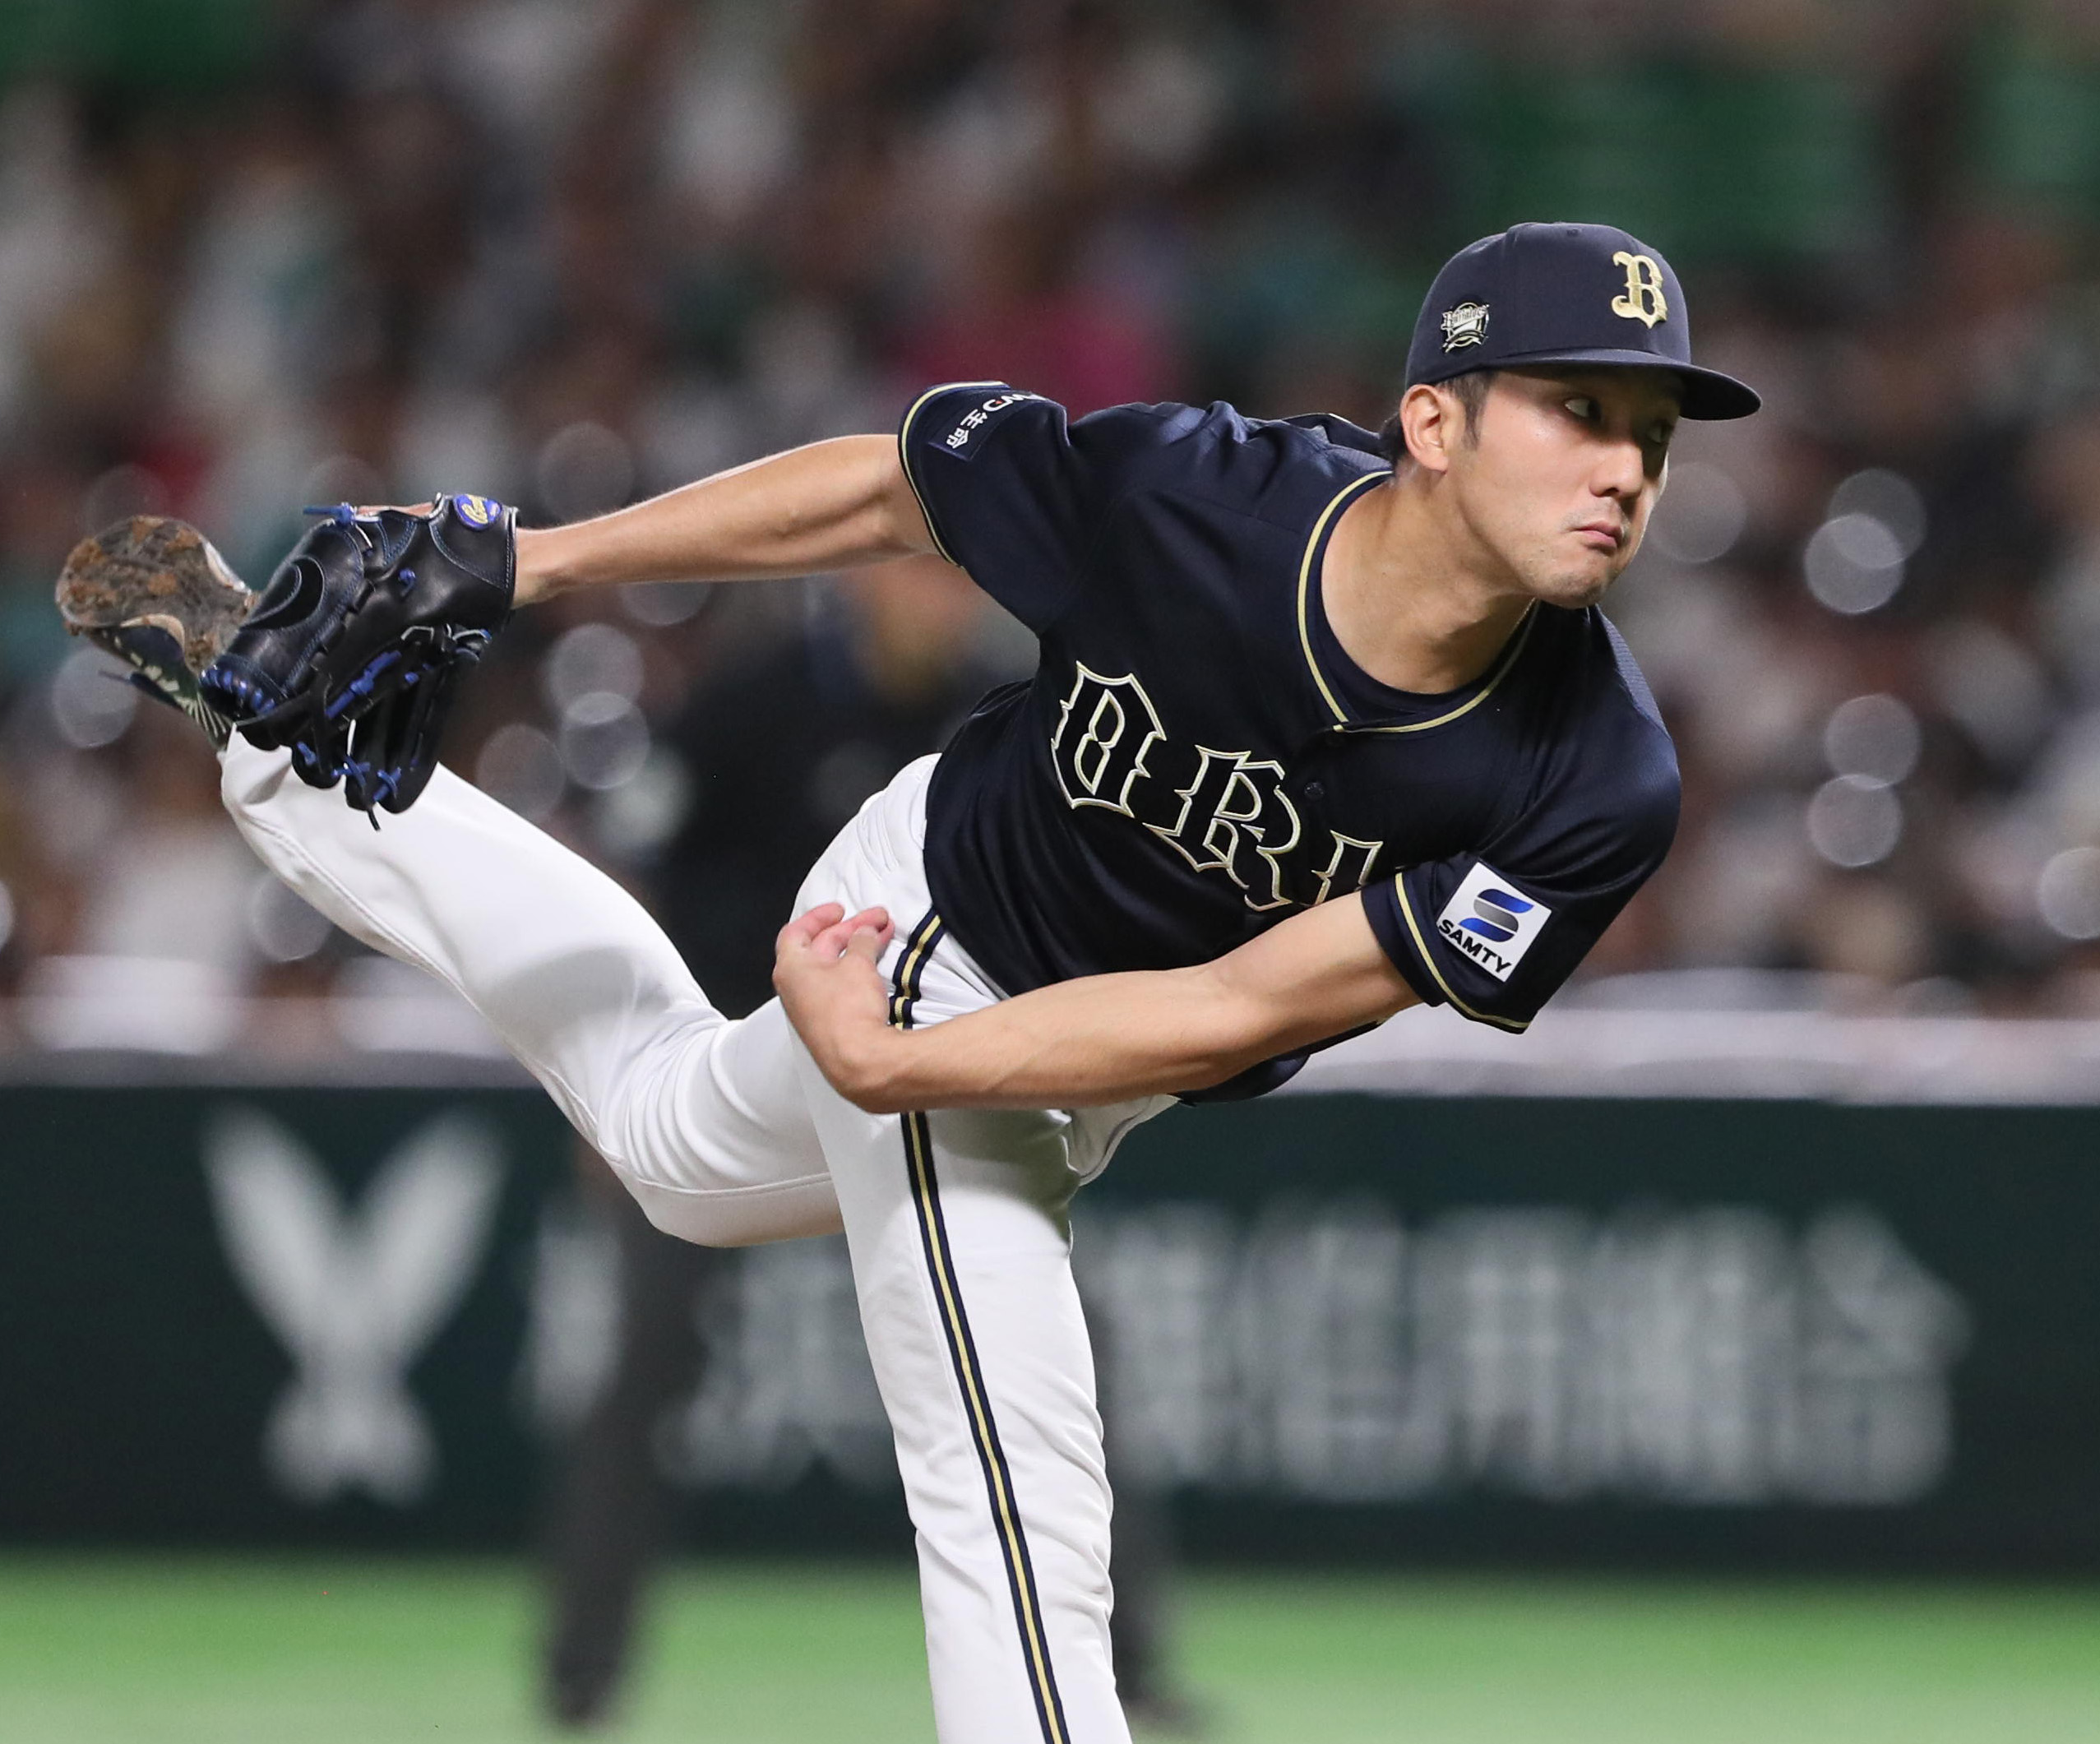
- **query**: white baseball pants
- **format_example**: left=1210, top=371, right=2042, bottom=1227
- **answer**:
left=221, top=741, right=1168, bottom=1744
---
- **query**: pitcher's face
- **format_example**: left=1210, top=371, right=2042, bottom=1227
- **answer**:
left=1448, top=367, right=1680, bottom=608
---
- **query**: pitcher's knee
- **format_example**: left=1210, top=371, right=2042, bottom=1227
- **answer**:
left=627, top=1181, right=742, bottom=1246
left=621, top=1172, right=841, bottom=1247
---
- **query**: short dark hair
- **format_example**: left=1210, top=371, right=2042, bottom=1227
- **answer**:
left=1379, top=369, right=1495, bottom=465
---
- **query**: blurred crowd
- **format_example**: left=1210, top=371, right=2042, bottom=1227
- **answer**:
left=10, top=0, right=2100, bottom=1049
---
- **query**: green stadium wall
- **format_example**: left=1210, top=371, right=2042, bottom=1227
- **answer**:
left=2, top=1082, right=2096, bottom=1571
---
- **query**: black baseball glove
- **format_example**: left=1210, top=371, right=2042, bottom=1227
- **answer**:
left=201, top=495, right=516, bottom=819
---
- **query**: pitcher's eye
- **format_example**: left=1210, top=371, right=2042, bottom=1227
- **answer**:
left=1564, top=396, right=1599, bottom=421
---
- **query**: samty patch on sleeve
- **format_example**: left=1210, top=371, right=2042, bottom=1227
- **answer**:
left=1434, top=861, right=1552, bottom=983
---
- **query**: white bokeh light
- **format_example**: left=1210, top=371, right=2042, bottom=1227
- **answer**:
left=537, top=420, right=635, bottom=523
left=1647, top=460, right=1749, bottom=565
left=1804, top=513, right=1906, bottom=615
left=1824, top=693, right=1922, bottom=784
left=2037, top=847, right=2100, bottom=941
left=49, top=649, right=139, bottom=749
left=246, top=875, right=334, bottom=964
left=1827, top=469, right=1927, bottom=558
left=544, top=622, right=645, bottom=715
left=1806, top=775, right=1903, bottom=867
left=558, top=693, right=650, bottom=791
left=476, top=723, right=566, bottom=820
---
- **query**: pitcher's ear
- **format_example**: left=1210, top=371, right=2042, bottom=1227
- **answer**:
left=1398, top=382, right=1459, bottom=475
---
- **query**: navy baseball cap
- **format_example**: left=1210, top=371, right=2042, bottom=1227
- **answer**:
left=1405, top=222, right=1760, bottom=421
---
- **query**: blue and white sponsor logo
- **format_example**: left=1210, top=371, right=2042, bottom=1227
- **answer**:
left=452, top=494, right=502, bottom=527
left=1435, top=860, right=1551, bottom=983
left=1460, top=888, right=1530, bottom=942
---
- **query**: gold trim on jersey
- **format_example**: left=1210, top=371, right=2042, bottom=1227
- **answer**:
left=1294, top=470, right=1540, bottom=733
left=1294, top=471, right=1386, bottom=724
left=897, top=381, right=1009, bottom=570
left=887, top=909, right=1071, bottom=1744
left=1391, top=876, right=1532, bottom=1033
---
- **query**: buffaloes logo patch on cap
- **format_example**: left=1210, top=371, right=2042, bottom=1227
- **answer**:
left=1440, top=301, right=1490, bottom=352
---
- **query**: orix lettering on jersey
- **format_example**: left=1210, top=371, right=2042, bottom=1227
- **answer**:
left=1049, top=663, right=1381, bottom=913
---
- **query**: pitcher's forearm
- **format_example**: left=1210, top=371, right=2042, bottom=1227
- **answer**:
left=830, top=965, right=1273, bottom=1113
left=774, top=816, right=1420, bottom=1116
left=514, top=436, right=932, bottom=604
left=835, top=955, right=1414, bottom=1113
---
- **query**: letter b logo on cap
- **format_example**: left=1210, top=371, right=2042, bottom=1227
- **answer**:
left=1610, top=251, right=1668, bottom=328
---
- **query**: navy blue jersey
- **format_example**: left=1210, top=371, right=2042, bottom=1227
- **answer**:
left=900, top=382, right=1679, bottom=1057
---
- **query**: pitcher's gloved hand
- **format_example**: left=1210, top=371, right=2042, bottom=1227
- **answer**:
left=201, top=494, right=515, bottom=819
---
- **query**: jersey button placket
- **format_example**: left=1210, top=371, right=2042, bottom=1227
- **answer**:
left=1291, top=733, right=1334, bottom=819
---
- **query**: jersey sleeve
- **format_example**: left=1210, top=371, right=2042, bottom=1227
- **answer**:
left=1361, top=744, right=1680, bottom=1033
left=898, top=382, right=1170, bottom=632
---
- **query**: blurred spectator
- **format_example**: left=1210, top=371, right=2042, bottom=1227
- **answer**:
left=14, top=3, right=2100, bottom=1018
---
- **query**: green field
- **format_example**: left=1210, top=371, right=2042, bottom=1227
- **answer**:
left=2, top=1557, right=2098, bottom=1742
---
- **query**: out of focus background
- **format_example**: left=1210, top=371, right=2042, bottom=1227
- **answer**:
left=7, top=2, right=2100, bottom=1740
